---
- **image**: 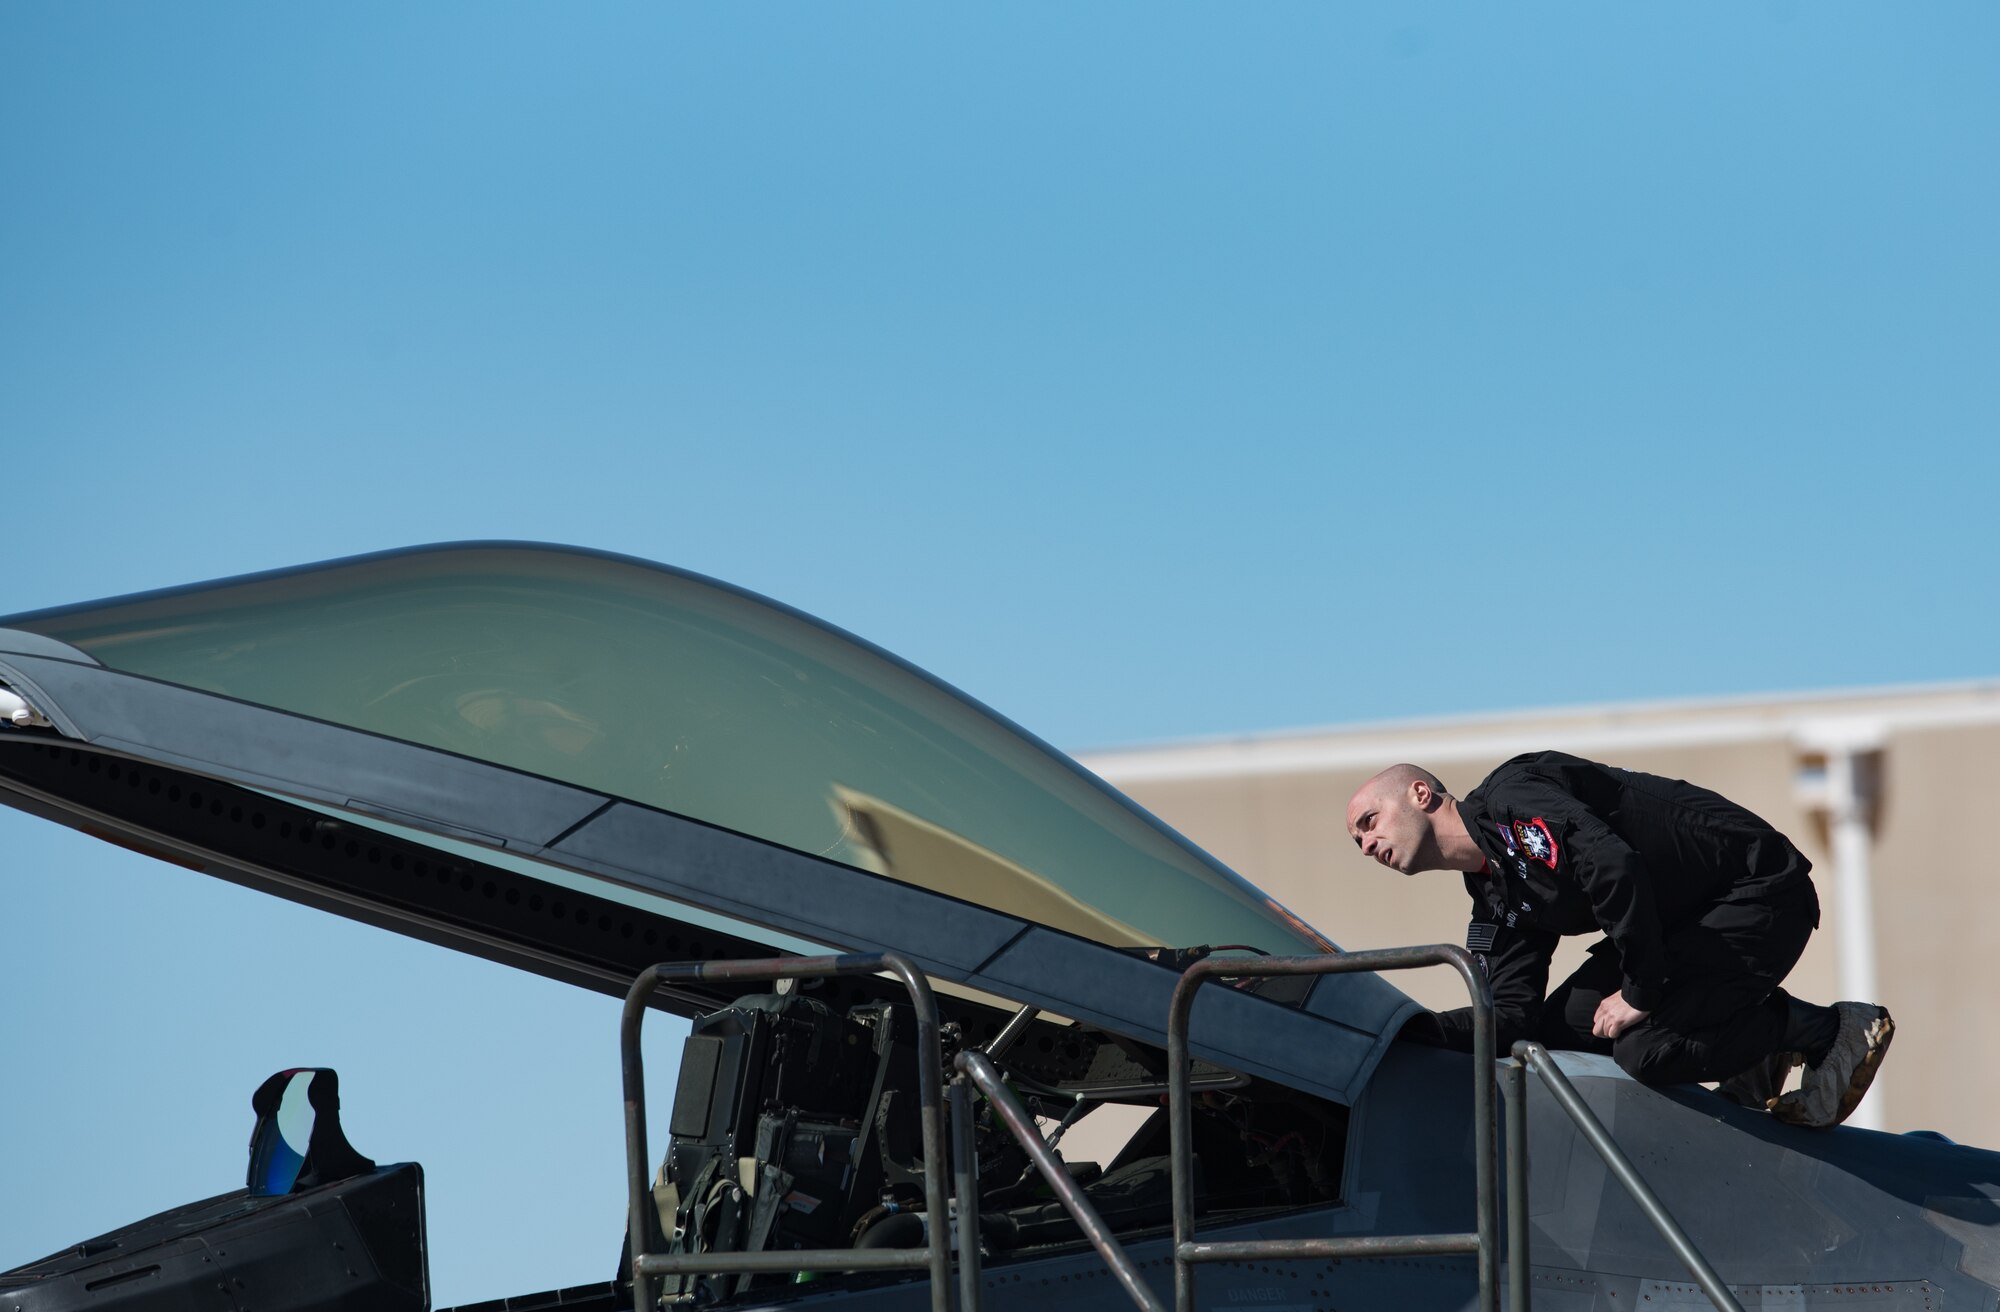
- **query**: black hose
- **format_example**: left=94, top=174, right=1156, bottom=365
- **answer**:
left=853, top=1211, right=927, bottom=1250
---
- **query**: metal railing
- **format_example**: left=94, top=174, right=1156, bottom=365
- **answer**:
left=620, top=952, right=951, bottom=1312
left=1167, top=945, right=1500, bottom=1312
left=952, top=1051, right=1166, bottom=1312
left=621, top=949, right=1741, bottom=1312
left=1504, top=1042, right=1744, bottom=1312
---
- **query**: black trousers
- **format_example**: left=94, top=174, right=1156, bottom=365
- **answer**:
left=1540, top=879, right=1821, bottom=1085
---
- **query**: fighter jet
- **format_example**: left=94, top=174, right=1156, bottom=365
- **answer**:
left=1, top=542, right=1995, bottom=1312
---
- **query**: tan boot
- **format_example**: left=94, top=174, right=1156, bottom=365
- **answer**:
left=1770, top=1004, right=1894, bottom=1128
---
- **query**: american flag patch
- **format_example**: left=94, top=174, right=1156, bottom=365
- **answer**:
left=1466, top=921, right=1498, bottom=954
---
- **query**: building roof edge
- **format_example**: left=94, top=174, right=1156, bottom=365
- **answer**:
left=1076, top=676, right=2000, bottom=784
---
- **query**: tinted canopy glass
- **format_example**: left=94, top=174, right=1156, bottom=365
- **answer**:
left=5, top=544, right=1329, bottom=956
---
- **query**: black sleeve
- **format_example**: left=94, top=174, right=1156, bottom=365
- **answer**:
left=1550, top=801, right=1669, bottom=1013
left=1434, top=916, right=1558, bottom=1053
left=1479, top=764, right=1670, bottom=1014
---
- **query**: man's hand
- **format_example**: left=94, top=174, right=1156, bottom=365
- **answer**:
left=1592, top=992, right=1650, bottom=1040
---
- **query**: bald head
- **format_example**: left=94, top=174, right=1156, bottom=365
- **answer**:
left=1344, top=763, right=1457, bottom=876
left=1356, top=763, right=1447, bottom=805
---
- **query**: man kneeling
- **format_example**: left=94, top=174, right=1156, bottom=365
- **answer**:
left=1344, top=751, right=1892, bottom=1127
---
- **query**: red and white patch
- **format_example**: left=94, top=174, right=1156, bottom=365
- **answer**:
left=1512, top=817, right=1559, bottom=869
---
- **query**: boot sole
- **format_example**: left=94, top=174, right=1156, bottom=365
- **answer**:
left=1832, top=1010, right=1895, bottom=1126
left=1769, top=1008, right=1895, bottom=1128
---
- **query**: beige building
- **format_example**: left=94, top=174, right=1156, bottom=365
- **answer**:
left=1078, top=679, right=2000, bottom=1144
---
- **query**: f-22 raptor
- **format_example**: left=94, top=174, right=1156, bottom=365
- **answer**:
left=1, top=543, right=1995, bottom=1312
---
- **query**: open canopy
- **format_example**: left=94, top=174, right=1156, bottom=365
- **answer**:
left=0, top=544, right=1418, bottom=1103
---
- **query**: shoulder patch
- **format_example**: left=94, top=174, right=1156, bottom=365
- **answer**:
left=1513, top=817, right=1559, bottom=869
left=1466, top=920, right=1498, bottom=954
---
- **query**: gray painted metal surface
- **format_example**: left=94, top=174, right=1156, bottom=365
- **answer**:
left=0, top=628, right=99, bottom=666
left=1346, top=1044, right=2000, bottom=1311
left=1508, top=1042, right=1742, bottom=1312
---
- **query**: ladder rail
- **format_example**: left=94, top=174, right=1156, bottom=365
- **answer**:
left=953, top=1050, right=1167, bottom=1312
left=1167, top=945, right=1501, bottom=1312
left=1506, top=1041, right=1746, bottom=1312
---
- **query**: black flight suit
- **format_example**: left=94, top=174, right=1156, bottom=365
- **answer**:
left=1432, top=751, right=1820, bottom=1086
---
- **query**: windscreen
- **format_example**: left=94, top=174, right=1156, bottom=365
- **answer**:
left=3, top=543, right=1331, bottom=956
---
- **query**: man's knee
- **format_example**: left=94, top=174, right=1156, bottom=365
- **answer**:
left=1612, top=1029, right=1693, bottom=1086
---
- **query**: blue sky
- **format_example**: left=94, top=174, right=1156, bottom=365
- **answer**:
left=2, top=4, right=1995, bottom=1303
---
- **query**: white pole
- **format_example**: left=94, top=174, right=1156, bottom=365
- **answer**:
left=1826, top=746, right=1884, bottom=1131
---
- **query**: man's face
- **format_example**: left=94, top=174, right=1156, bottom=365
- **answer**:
left=1345, top=781, right=1434, bottom=875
